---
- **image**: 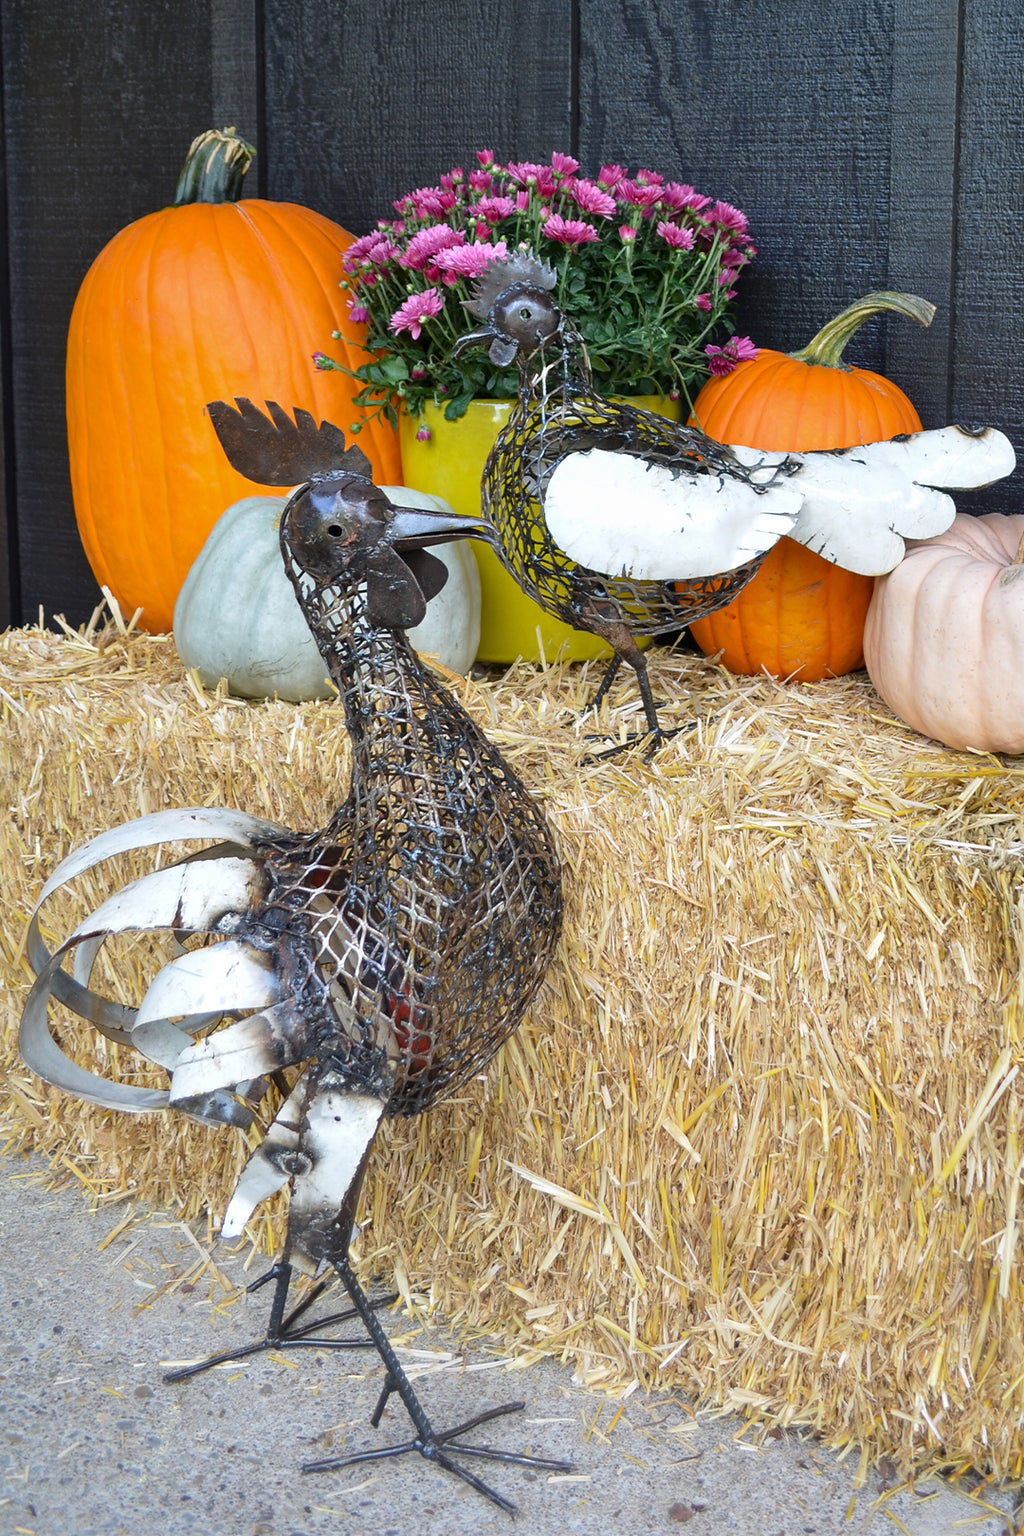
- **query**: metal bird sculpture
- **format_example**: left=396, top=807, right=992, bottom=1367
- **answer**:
left=20, top=398, right=567, bottom=1513
left=455, top=253, right=1016, bottom=751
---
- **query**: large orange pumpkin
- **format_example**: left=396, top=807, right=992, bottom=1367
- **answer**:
left=66, top=128, right=399, bottom=632
left=687, top=292, right=932, bottom=680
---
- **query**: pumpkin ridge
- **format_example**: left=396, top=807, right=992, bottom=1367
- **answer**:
left=114, top=215, right=167, bottom=618
left=145, top=209, right=190, bottom=619
left=233, top=201, right=346, bottom=405
left=687, top=352, right=762, bottom=437
left=741, top=357, right=798, bottom=446
left=232, top=201, right=399, bottom=482
left=69, top=221, right=136, bottom=605
left=157, top=207, right=222, bottom=624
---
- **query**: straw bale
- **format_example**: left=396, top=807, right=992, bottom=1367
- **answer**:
left=3, top=609, right=1024, bottom=1482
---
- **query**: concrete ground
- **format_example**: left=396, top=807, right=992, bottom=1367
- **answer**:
left=0, top=1156, right=1019, bottom=1536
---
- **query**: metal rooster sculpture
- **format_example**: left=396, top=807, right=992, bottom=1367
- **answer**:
left=20, top=399, right=567, bottom=1512
left=455, top=253, right=1016, bottom=752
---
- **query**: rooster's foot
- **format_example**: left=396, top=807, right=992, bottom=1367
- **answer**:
left=163, top=1261, right=393, bottom=1383
left=303, top=1395, right=573, bottom=1514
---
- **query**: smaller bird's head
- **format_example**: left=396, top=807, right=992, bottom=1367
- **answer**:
left=207, top=397, right=490, bottom=631
left=454, top=252, right=563, bottom=367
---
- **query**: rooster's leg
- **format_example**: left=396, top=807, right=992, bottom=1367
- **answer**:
left=302, top=1252, right=573, bottom=1515
left=163, top=1260, right=391, bottom=1383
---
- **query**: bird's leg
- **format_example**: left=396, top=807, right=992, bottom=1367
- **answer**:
left=302, top=1252, right=574, bottom=1515
left=580, top=629, right=684, bottom=762
left=581, top=651, right=623, bottom=719
left=163, top=1258, right=392, bottom=1383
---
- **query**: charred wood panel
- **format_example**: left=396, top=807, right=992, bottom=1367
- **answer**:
left=262, top=0, right=574, bottom=235
left=0, top=0, right=261, bottom=626
left=948, top=0, right=1024, bottom=514
left=577, top=0, right=897, bottom=370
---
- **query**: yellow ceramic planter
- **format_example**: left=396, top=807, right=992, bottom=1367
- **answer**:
left=398, top=396, right=679, bottom=665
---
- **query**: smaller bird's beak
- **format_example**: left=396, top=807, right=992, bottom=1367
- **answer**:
left=451, top=324, right=496, bottom=358
left=451, top=326, right=519, bottom=369
left=390, top=505, right=495, bottom=550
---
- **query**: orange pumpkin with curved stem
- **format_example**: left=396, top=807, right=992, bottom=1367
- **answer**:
left=66, top=128, right=399, bottom=632
left=687, top=292, right=932, bottom=680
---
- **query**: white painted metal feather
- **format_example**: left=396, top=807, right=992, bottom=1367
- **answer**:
left=169, top=1004, right=310, bottom=1101
left=132, top=940, right=282, bottom=1069
left=284, top=1078, right=385, bottom=1274
left=19, top=807, right=286, bottom=1117
left=731, top=426, right=1016, bottom=574
left=848, top=425, right=1016, bottom=490
left=220, top=1074, right=309, bottom=1238
left=544, top=448, right=802, bottom=580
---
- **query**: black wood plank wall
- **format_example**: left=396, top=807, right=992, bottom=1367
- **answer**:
left=1, top=0, right=1021, bottom=629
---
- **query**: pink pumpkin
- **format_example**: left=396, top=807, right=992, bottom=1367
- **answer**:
left=864, top=513, right=1024, bottom=753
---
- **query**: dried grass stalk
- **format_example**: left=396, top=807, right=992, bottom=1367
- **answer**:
left=2, top=614, right=1024, bottom=1481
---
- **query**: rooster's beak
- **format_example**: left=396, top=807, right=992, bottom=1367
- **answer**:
left=389, top=504, right=494, bottom=550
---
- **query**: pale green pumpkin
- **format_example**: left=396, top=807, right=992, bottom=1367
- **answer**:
left=173, top=490, right=482, bottom=701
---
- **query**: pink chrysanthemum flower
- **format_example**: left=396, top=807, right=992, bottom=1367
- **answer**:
left=568, top=178, right=617, bottom=218
left=707, top=200, right=749, bottom=236
left=476, top=149, right=495, bottom=168
left=408, top=186, right=456, bottom=220
left=440, top=168, right=464, bottom=190
left=515, top=190, right=530, bottom=211
left=598, top=164, right=627, bottom=189
left=551, top=151, right=580, bottom=177
left=695, top=293, right=712, bottom=312
left=469, top=169, right=494, bottom=192
left=704, top=336, right=758, bottom=375
left=389, top=288, right=444, bottom=340
left=366, top=240, right=400, bottom=267
left=636, top=168, right=664, bottom=186
left=506, top=162, right=556, bottom=196
left=346, top=301, right=370, bottom=325
left=543, top=215, right=600, bottom=248
left=342, top=231, right=391, bottom=272
left=475, top=195, right=516, bottom=223
left=657, top=221, right=695, bottom=251
left=415, top=425, right=431, bottom=442
left=401, top=225, right=465, bottom=271
left=506, top=160, right=545, bottom=184
left=618, top=224, right=637, bottom=243
left=619, top=180, right=662, bottom=211
left=434, top=239, right=509, bottom=278
left=661, top=181, right=711, bottom=214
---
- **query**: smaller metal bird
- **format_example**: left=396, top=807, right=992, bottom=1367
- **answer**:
left=20, top=399, right=568, bottom=1513
left=455, top=254, right=1016, bottom=752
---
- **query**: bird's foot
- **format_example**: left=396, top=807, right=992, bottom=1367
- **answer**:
left=163, top=1263, right=395, bottom=1383
left=581, top=719, right=694, bottom=764
left=302, top=1397, right=573, bottom=1515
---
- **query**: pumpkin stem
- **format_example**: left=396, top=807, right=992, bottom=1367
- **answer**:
left=173, top=127, right=255, bottom=206
left=790, top=292, right=936, bottom=370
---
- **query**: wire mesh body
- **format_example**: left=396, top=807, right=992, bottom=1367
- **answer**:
left=237, top=556, right=563, bottom=1119
left=482, top=331, right=771, bottom=640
